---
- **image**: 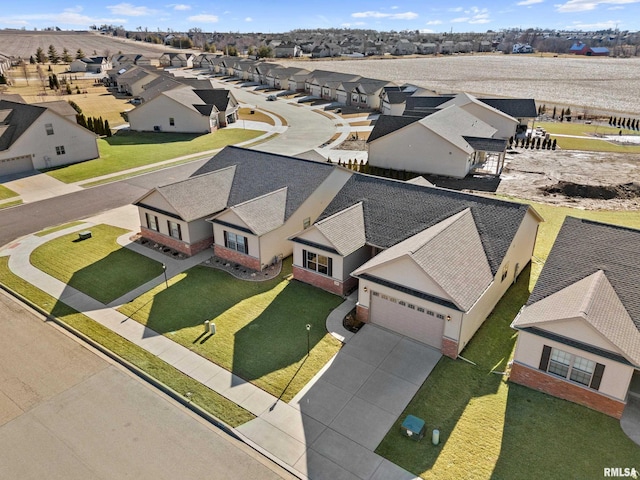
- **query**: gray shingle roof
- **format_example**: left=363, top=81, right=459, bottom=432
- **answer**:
left=463, top=136, right=508, bottom=153
left=192, top=146, right=337, bottom=222
left=230, top=187, right=287, bottom=235
left=367, top=115, right=421, bottom=143
left=385, top=90, right=411, bottom=104
left=479, top=98, right=537, bottom=119
left=315, top=202, right=366, bottom=256
left=0, top=100, right=47, bottom=152
left=194, top=89, right=234, bottom=112
left=317, top=174, right=532, bottom=275
left=405, top=96, right=453, bottom=111
left=353, top=208, right=493, bottom=311
left=526, top=216, right=640, bottom=331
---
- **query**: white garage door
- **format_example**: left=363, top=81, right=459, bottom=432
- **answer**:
left=369, top=291, right=444, bottom=350
left=0, top=155, right=34, bottom=176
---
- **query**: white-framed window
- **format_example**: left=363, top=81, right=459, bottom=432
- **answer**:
left=540, top=346, right=603, bottom=388
left=146, top=213, right=159, bottom=231
left=168, top=220, right=182, bottom=240
left=302, top=249, right=332, bottom=276
left=55, top=145, right=65, bottom=155
left=45, top=123, right=54, bottom=135
left=225, top=231, right=248, bottom=254
left=417, top=307, right=425, bottom=313
left=169, top=117, right=175, bottom=126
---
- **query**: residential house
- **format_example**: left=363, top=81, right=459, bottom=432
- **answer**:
left=111, top=54, right=153, bottom=67
left=311, top=43, right=342, bottom=58
left=112, top=65, right=159, bottom=96
left=512, top=43, right=534, bottom=54
left=380, top=87, right=413, bottom=116
left=416, top=43, right=437, bottom=55
left=69, top=56, right=112, bottom=73
left=569, top=43, right=610, bottom=56
left=134, top=146, right=353, bottom=263
left=193, top=53, right=221, bottom=68
left=0, top=53, right=12, bottom=76
left=128, top=86, right=238, bottom=133
left=31, top=100, right=78, bottom=123
left=0, top=100, right=98, bottom=176
left=367, top=105, right=508, bottom=178
left=274, top=42, right=302, bottom=58
left=290, top=173, right=542, bottom=357
left=305, top=70, right=361, bottom=99
left=393, top=39, right=417, bottom=55
left=159, top=52, right=194, bottom=68
left=340, top=79, right=394, bottom=110
left=510, top=217, right=640, bottom=419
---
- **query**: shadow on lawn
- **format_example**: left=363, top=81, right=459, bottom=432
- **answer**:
left=105, top=130, right=208, bottom=146
left=376, top=265, right=533, bottom=476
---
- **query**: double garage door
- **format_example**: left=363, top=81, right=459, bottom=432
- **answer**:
left=0, top=155, right=34, bottom=176
left=369, top=291, right=445, bottom=350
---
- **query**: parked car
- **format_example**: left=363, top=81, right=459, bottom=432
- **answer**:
left=266, top=95, right=277, bottom=101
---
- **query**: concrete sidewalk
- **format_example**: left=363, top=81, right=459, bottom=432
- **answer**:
left=1, top=208, right=429, bottom=480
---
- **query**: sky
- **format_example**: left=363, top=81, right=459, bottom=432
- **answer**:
left=1, top=0, right=639, bottom=33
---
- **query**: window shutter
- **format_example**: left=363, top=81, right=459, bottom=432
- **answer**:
left=539, top=345, right=552, bottom=371
left=167, top=220, right=171, bottom=233
left=177, top=223, right=182, bottom=240
left=302, top=249, right=307, bottom=268
left=146, top=213, right=151, bottom=229
left=590, top=363, right=605, bottom=390
left=328, top=257, right=333, bottom=277
left=224, top=231, right=228, bottom=248
left=243, top=236, right=248, bottom=254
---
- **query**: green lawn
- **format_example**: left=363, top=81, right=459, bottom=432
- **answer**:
left=0, top=184, right=19, bottom=201
left=0, top=199, right=22, bottom=209
left=30, top=224, right=164, bottom=304
left=554, top=136, right=640, bottom=153
left=377, top=203, right=640, bottom=479
left=536, top=121, right=635, bottom=137
left=45, top=129, right=263, bottom=183
left=0, top=257, right=254, bottom=427
left=118, top=259, right=344, bottom=402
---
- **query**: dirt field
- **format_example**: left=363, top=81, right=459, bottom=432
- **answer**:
left=495, top=148, right=640, bottom=210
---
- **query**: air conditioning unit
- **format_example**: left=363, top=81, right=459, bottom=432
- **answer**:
left=153, top=125, right=161, bottom=132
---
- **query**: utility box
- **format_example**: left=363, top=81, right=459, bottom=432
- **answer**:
left=209, top=322, right=216, bottom=335
left=401, top=415, right=425, bottom=442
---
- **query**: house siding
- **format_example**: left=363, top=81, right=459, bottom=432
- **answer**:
left=128, top=95, right=213, bottom=133
left=215, top=244, right=261, bottom=270
left=141, top=226, right=211, bottom=256
left=2, top=110, right=99, bottom=172
left=509, top=362, right=626, bottom=419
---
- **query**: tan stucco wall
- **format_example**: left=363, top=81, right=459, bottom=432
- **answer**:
left=513, top=330, right=634, bottom=401
left=137, top=192, right=181, bottom=217
left=368, top=122, right=471, bottom=178
left=4, top=110, right=99, bottom=170
left=541, top=318, right=624, bottom=352
left=212, top=222, right=260, bottom=260
left=128, top=95, right=212, bottom=133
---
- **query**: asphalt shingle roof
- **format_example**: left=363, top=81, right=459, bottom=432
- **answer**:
left=0, top=100, right=47, bottom=152
left=526, top=216, right=640, bottom=331
left=192, top=146, right=337, bottom=222
left=405, top=96, right=453, bottom=111
left=230, top=188, right=287, bottom=236
left=317, top=173, right=531, bottom=275
left=479, top=98, right=537, bottom=119
left=463, top=136, right=508, bottom=153
left=367, top=115, right=421, bottom=143
left=315, top=202, right=366, bottom=256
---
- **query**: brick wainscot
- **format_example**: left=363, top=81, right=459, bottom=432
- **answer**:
left=141, top=228, right=212, bottom=256
left=293, top=266, right=356, bottom=296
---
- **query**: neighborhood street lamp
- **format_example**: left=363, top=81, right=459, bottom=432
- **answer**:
left=162, top=263, right=169, bottom=289
left=306, top=324, right=311, bottom=356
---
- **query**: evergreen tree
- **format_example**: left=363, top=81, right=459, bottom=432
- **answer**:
left=68, top=100, right=82, bottom=114
left=48, top=75, right=54, bottom=90
left=47, top=44, right=60, bottom=64
left=609, top=116, right=613, bottom=125
left=104, top=120, right=112, bottom=137
left=560, top=108, right=565, bottom=121
left=552, top=139, right=557, bottom=150
left=552, top=106, right=557, bottom=119
left=35, top=47, right=46, bottom=63
left=61, top=47, right=72, bottom=63
left=75, top=48, right=86, bottom=60
left=52, top=74, right=59, bottom=89
left=87, top=117, right=94, bottom=132
left=29, top=55, right=36, bottom=64
left=76, top=113, right=86, bottom=128
left=66, top=84, right=72, bottom=95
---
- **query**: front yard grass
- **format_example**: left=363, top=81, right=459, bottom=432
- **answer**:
left=0, top=257, right=254, bottom=427
left=45, top=129, right=263, bottom=184
left=376, top=202, right=640, bottom=479
left=118, top=259, right=344, bottom=402
left=554, top=136, right=640, bottom=153
left=536, top=121, right=635, bottom=137
left=30, top=224, right=163, bottom=304
left=0, top=184, right=19, bottom=200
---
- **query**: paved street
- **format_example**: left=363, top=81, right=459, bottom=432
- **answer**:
left=0, top=290, right=296, bottom=480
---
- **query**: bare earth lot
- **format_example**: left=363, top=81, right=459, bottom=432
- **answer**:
left=498, top=148, right=640, bottom=210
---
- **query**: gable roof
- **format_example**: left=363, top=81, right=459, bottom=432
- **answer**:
left=353, top=209, right=493, bottom=311
left=479, top=98, right=537, bottom=119
left=463, top=136, right=507, bottom=153
left=513, top=269, right=640, bottom=366
left=0, top=100, right=47, bottom=151
left=385, top=90, right=412, bottom=105
left=137, top=165, right=236, bottom=221
left=314, top=202, right=366, bottom=256
left=524, top=216, right=640, bottom=331
left=32, top=100, right=77, bottom=118
left=193, top=89, right=235, bottom=112
left=192, top=146, right=339, bottom=222
left=367, top=115, right=421, bottom=143
left=438, top=93, right=518, bottom=124
left=405, top=95, right=453, bottom=111
left=228, top=187, right=287, bottom=235
left=317, top=173, right=532, bottom=275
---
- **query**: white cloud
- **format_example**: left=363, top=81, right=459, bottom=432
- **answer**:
left=351, top=10, right=419, bottom=19
left=517, top=0, right=544, bottom=5
left=171, top=4, right=191, bottom=11
left=451, top=16, right=470, bottom=22
left=245, top=17, right=253, bottom=21
left=341, top=21, right=367, bottom=27
left=107, top=3, right=158, bottom=16
left=6, top=7, right=126, bottom=26
left=419, top=28, right=435, bottom=33
left=608, top=4, right=625, bottom=7
left=555, top=0, right=639, bottom=13
left=426, top=19, right=443, bottom=24
left=187, top=14, right=219, bottom=22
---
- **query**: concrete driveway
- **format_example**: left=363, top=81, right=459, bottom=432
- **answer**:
left=237, top=325, right=442, bottom=480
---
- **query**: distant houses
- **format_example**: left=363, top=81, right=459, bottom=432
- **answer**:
left=569, top=42, right=610, bottom=56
